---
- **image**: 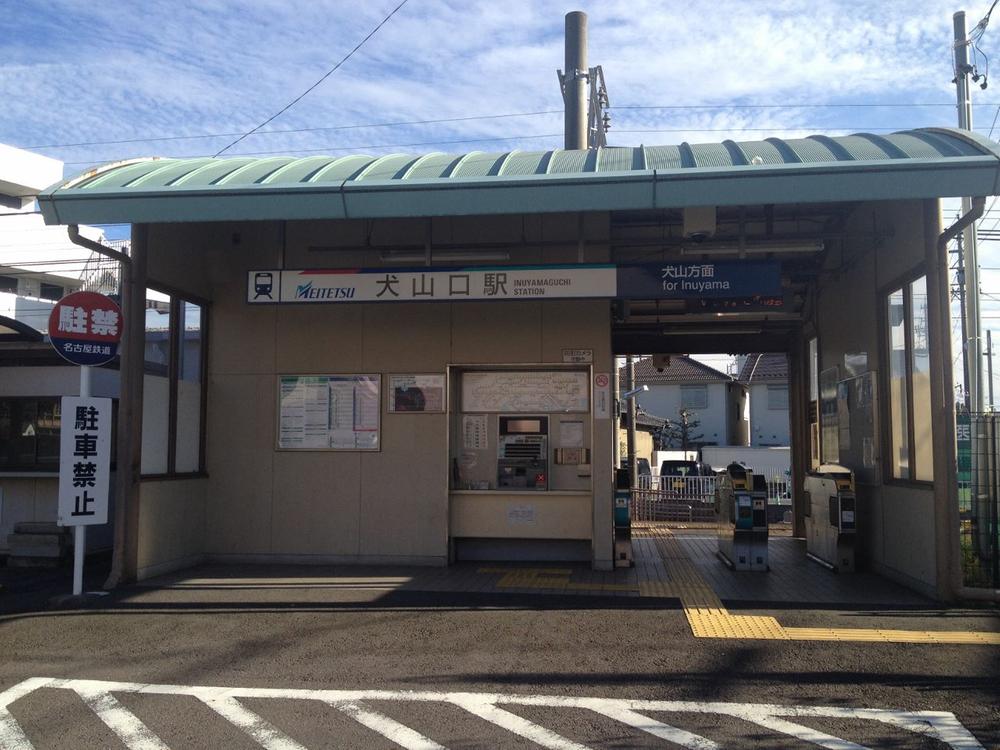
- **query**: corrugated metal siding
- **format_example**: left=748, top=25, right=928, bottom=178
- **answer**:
left=643, top=145, right=685, bottom=170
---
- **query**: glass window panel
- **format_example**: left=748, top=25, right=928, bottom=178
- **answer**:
left=767, top=385, right=789, bottom=410
left=681, top=385, right=708, bottom=410
left=142, top=289, right=171, bottom=474
left=144, top=288, right=171, bottom=375
left=178, top=302, right=202, bottom=382
left=887, top=288, right=910, bottom=479
left=910, top=276, right=933, bottom=481
left=0, top=398, right=60, bottom=471
left=808, top=338, right=819, bottom=402
left=175, top=302, right=203, bottom=472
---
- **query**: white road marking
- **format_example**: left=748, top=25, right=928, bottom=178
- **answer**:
left=582, top=703, right=718, bottom=750
left=194, top=692, right=308, bottom=750
left=333, top=700, right=445, bottom=750
left=0, top=678, right=986, bottom=750
left=0, top=678, right=50, bottom=750
left=732, top=713, right=869, bottom=750
left=449, top=696, right=592, bottom=750
left=71, top=685, right=170, bottom=750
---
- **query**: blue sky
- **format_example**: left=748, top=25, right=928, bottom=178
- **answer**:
left=3, top=0, right=995, bottom=168
left=2, top=0, right=1000, bottom=392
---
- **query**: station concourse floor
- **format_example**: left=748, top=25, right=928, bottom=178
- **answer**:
left=139, top=525, right=932, bottom=610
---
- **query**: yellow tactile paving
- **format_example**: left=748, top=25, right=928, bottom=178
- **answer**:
left=782, top=627, right=1000, bottom=645
left=631, top=526, right=1000, bottom=645
left=477, top=567, right=639, bottom=593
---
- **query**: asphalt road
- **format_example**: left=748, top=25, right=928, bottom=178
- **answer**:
left=0, top=576, right=998, bottom=749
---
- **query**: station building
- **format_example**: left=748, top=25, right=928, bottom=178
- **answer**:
left=36, top=128, right=1000, bottom=599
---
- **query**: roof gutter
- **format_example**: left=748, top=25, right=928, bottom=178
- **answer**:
left=67, top=224, right=130, bottom=265
left=937, top=197, right=1000, bottom=602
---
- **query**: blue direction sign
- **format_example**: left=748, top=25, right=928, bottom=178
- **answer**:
left=617, top=260, right=782, bottom=299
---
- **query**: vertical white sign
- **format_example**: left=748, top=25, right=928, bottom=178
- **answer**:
left=594, top=373, right=611, bottom=419
left=58, top=397, right=112, bottom=526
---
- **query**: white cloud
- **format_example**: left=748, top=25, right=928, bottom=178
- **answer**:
left=1, top=0, right=989, bottom=170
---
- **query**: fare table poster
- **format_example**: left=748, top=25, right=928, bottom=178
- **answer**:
left=278, top=375, right=380, bottom=450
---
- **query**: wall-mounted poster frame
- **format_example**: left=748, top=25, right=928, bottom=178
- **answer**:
left=461, top=370, right=589, bottom=413
left=277, top=374, right=380, bottom=451
left=388, top=374, right=446, bottom=413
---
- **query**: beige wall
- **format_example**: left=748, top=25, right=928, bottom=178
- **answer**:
left=140, top=213, right=616, bottom=569
left=136, top=478, right=206, bottom=579
left=812, top=199, right=938, bottom=595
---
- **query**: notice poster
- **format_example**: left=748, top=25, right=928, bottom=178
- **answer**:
left=278, top=375, right=380, bottom=450
left=388, top=374, right=446, bottom=413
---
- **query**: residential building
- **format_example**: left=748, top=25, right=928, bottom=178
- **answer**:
left=620, top=356, right=748, bottom=448
left=737, top=353, right=790, bottom=446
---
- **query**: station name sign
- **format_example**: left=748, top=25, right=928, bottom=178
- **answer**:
left=247, top=261, right=781, bottom=304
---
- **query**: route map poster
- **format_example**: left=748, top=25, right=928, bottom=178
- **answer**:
left=278, top=375, right=380, bottom=450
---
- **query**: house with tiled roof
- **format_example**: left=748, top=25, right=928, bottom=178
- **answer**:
left=736, top=353, right=790, bottom=446
left=619, top=356, right=748, bottom=448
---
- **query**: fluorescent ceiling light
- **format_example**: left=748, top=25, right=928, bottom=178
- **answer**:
left=679, top=240, right=824, bottom=256
left=379, top=249, right=511, bottom=263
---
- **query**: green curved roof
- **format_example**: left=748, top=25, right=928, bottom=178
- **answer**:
left=38, top=128, right=1000, bottom=225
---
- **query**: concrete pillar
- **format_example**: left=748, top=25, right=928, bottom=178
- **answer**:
left=924, top=200, right=960, bottom=600
left=104, top=223, right=147, bottom=588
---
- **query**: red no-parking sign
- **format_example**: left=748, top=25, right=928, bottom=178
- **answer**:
left=48, top=291, right=122, bottom=366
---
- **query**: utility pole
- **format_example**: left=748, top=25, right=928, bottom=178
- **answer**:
left=988, top=329, right=995, bottom=411
left=626, top=355, right=637, bottom=488
left=558, top=11, right=611, bottom=149
left=956, top=230, right=972, bottom=410
left=562, top=11, right=588, bottom=150
left=954, top=10, right=985, bottom=413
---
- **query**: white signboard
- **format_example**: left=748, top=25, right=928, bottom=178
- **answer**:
left=462, top=414, right=489, bottom=450
left=562, top=348, right=593, bottom=363
left=462, top=371, right=589, bottom=413
left=388, top=374, right=445, bottom=412
left=593, top=372, right=611, bottom=419
left=278, top=375, right=380, bottom=450
left=58, top=397, right=112, bottom=526
left=247, top=265, right=617, bottom=304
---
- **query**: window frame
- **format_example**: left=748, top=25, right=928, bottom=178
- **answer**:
left=680, top=384, right=708, bottom=410
left=0, top=396, right=119, bottom=473
left=141, top=283, right=209, bottom=479
left=766, top=384, right=789, bottom=410
left=880, top=267, right=932, bottom=486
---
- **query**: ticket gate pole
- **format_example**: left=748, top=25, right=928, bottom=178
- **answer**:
left=614, top=467, right=633, bottom=567
left=715, top=463, right=769, bottom=571
left=804, top=465, right=857, bottom=572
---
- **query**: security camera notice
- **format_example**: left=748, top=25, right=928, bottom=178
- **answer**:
left=388, top=374, right=445, bottom=413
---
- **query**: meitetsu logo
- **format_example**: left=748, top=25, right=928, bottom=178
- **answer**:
left=295, top=281, right=356, bottom=300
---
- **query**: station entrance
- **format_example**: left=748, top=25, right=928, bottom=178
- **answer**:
left=608, top=199, right=925, bottom=605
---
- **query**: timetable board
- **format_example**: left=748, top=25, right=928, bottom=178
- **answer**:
left=278, top=375, right=380, bottom=450
left=461, top=371, right=589, bottom=413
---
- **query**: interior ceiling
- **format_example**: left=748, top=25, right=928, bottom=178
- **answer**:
left=609, top=202, right=853, bottom=355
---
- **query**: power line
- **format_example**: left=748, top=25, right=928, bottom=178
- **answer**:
left=214, top=0, right=410, bottom=157
left=58, top=124, right=1000, bottom=167
left=22, top=110, right=563, bottom=151
left=20, top=102, right=1000, bottom=153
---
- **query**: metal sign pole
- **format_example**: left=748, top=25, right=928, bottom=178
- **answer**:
left=72, top=364, right=92, bottom=597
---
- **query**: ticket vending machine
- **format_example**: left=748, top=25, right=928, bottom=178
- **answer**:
left=804, top=464, right=857, bottom=572
left=715, top=462, right=769, bottom=571
left=497, top=416, right=548, bottom=490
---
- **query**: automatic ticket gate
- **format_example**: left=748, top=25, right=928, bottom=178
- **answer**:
left=715, top=462, right=769, bottom=571
left=804, top=464, right=857, bottom=572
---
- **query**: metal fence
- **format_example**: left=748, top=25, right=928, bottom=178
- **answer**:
left=631, top=466, right=792, bottom=524
left=958, top=413, right=1000, bottom=588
